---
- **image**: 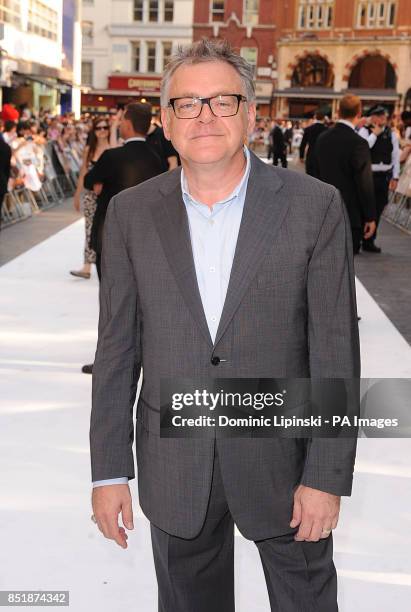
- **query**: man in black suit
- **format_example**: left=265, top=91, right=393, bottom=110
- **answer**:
left=313, top=94, right=376, bottom=255
left=0, top=121, right=12, bottom=232
left=299, top=111, right=328, bottom=176
left=82, top=103, right=163, bottom=374
left=84, top=102, right=164, bottom=280
left=269, top=120, right=287, bottom=167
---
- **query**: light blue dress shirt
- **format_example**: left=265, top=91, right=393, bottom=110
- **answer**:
left=93, top=146, right=251, bottom=487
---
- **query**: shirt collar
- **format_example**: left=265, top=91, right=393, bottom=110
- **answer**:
left=181, top=145, right=251, bottom=210
left=124, top=136, right=146, bottom=143
left=337, top=119, right=356, bottom=131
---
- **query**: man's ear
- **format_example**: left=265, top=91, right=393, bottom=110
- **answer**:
left=161, top=107, right=171, bottom=141
left=247, top=102, right=257, bottom=136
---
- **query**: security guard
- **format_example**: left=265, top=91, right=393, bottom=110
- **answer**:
left=358, top=105, right=400, bottom=253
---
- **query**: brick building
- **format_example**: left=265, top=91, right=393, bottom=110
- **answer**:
left=275, top=0, right=411, bottom=118
left=194, top=0, right=411, bottom=119
left=193, top=1, right=279, bottom=115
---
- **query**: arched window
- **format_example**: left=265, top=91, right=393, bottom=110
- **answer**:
left=291, top=55, right=333, bottom=87
left=349, top=55, right=396, bottom=89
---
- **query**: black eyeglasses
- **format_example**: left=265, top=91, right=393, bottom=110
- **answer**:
left=168, top=94, right=247, bottom=119
left=95, top=125, right=109, bottom=131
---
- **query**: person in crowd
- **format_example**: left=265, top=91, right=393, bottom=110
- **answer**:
left=11, top=121, right=44, bottom=193
left=269, top=119, right=287, bottom=167
left=81, top=102, right=164, bottom=374
left=314, top=94, right=376, bottom=257
left=299, top=110, right=328, bottom=176
left=358, top=106, right=400, bottom=253
left=284, top=120, right=294, bottom=155
left=2, top=120, right=17, bottom=146
left=90, top=39, right=360, bottom=612
left=70, top=117, right=111, bottom=280
left=0, top=119, right=12, bottom=231
left=147, top=111, right=179, bottom=171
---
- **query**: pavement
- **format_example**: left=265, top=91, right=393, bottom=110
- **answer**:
left=0, top=160, right=410, bottom=611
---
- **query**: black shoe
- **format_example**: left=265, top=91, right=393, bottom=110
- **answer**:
left=362, top=243, right=381, bottom=253
left=82, top=363, right=93, bottom=374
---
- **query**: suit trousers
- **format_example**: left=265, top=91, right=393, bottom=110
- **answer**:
left=150, top=444, right=338, bottom=612
left=363, top=171, right=390, bottom=247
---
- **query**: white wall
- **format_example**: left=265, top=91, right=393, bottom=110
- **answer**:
left=81, top=0, right=193, bottom=89
left=2, top=0, right=64, bottom=70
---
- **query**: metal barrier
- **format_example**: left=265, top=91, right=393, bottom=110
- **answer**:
left=0, top=173, right=79, bottom=228
left=1, top=141, right=80, bottom=229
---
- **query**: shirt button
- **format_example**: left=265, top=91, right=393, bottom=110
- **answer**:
left=211, top=316, right=217, bottom=322
left=209, top=266, right=215, bottom=272
left=209, top=219, right=214, bottom=225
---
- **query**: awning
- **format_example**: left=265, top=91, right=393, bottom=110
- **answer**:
left=13, top=71, right=71, bottom=92
left=273, top=87, right=400, bottom=102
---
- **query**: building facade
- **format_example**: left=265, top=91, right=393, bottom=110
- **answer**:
left=0, top=0, right=82, bottom=115
left=193, top=1, right=279, bottom=116
left=274, top=0, right=411, bottom=118
left=80, top=0, right=193, bottom=113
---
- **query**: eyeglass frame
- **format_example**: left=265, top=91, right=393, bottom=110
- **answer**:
left=95, top=124, right=109, bottom=131
left=168, top=94, right=248, bottom=119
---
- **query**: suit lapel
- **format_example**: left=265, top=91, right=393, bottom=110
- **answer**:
left=151, top=171, right=214, bottom=348
left=151, top=153, right=289, bottom=350
left=213, top=153, right=288, bottom=347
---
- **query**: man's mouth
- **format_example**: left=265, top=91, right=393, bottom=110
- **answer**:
left=190, top=134, right=224, bottom=140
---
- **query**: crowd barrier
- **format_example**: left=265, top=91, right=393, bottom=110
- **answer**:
left=0, top=141, right=80, bottom=228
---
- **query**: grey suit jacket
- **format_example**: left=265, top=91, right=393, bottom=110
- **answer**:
left=90, top=151, right=360, bottom=540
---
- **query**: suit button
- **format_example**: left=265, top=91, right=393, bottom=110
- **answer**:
left=211, top=356, right=221, bottom=366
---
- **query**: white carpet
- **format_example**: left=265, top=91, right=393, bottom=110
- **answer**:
left=0, top=219, right=410, bottom=611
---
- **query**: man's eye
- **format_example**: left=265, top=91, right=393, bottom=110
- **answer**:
left=179, top=102, right=195, bottom=110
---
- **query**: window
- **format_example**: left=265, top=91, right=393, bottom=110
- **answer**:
left=147, top=41, right=156, bottom=72
left=81, top=61, right=93, bottom=87
left=81, top=21, right=93, bottom=46
left=240, top=47, right=258, bottom=77
left=211, top=0, right=225, bottom=22
left=163, top=41, right=172, bottom=70
left=292, top=55, right=334, bottom=87
left=0, top=0, right=21, bottom=27
left=27, top=0, right=58, bottom=40
left=132, top=42, right=141, bottom=71
left=149, top=0, right=158, bottom=22
left=133, top=0, right=143, bottom=21
left=356, top=1, right=396, bottom=28
left=243, top=0, right=259, bottom=25
left=298, top=0, right=334, bottom=29
left=164, top=0, right=173, bottom=21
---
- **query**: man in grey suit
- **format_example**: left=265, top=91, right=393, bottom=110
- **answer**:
left=90, top=39, right=360, bottom=611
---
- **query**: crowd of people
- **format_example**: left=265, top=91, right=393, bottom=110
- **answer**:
left=1, top=100, right=410, bottom=247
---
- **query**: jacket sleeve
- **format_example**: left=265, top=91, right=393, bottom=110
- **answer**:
left=301, top=188, right=360, bottom=496
left=299, top=128, right=308, bottom=160
left=84, top=149, right=111, bottom=191
left=351, top=139, right=377, bottom=223
left=90, top=195, right=141, bottom=482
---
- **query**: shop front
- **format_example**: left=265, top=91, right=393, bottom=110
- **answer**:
left=81, top=74, right=162, bottom=114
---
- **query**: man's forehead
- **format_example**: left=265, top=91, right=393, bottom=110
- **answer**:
left=168, top=61, right=244, bottom=96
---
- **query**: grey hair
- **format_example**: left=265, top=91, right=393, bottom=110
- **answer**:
left=160, top=38, right=256, bottom=107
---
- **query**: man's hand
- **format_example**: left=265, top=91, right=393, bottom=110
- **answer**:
left=363, top=220, right=376, bottom=240
left=93, top=182, right=103, bottom=195
left=371, top=124, right=384, bottom=137
left=290, top=484, right=340, bottom=542
left=389, top=178, right=398, bottom=191
left=92, top=484, right=134, bottom=549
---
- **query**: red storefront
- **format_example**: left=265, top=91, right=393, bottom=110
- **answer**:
left=81, top=74, right=162, bottom=114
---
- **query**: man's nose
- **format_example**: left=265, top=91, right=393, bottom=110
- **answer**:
left=197, top=102, right=215, bottom=123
